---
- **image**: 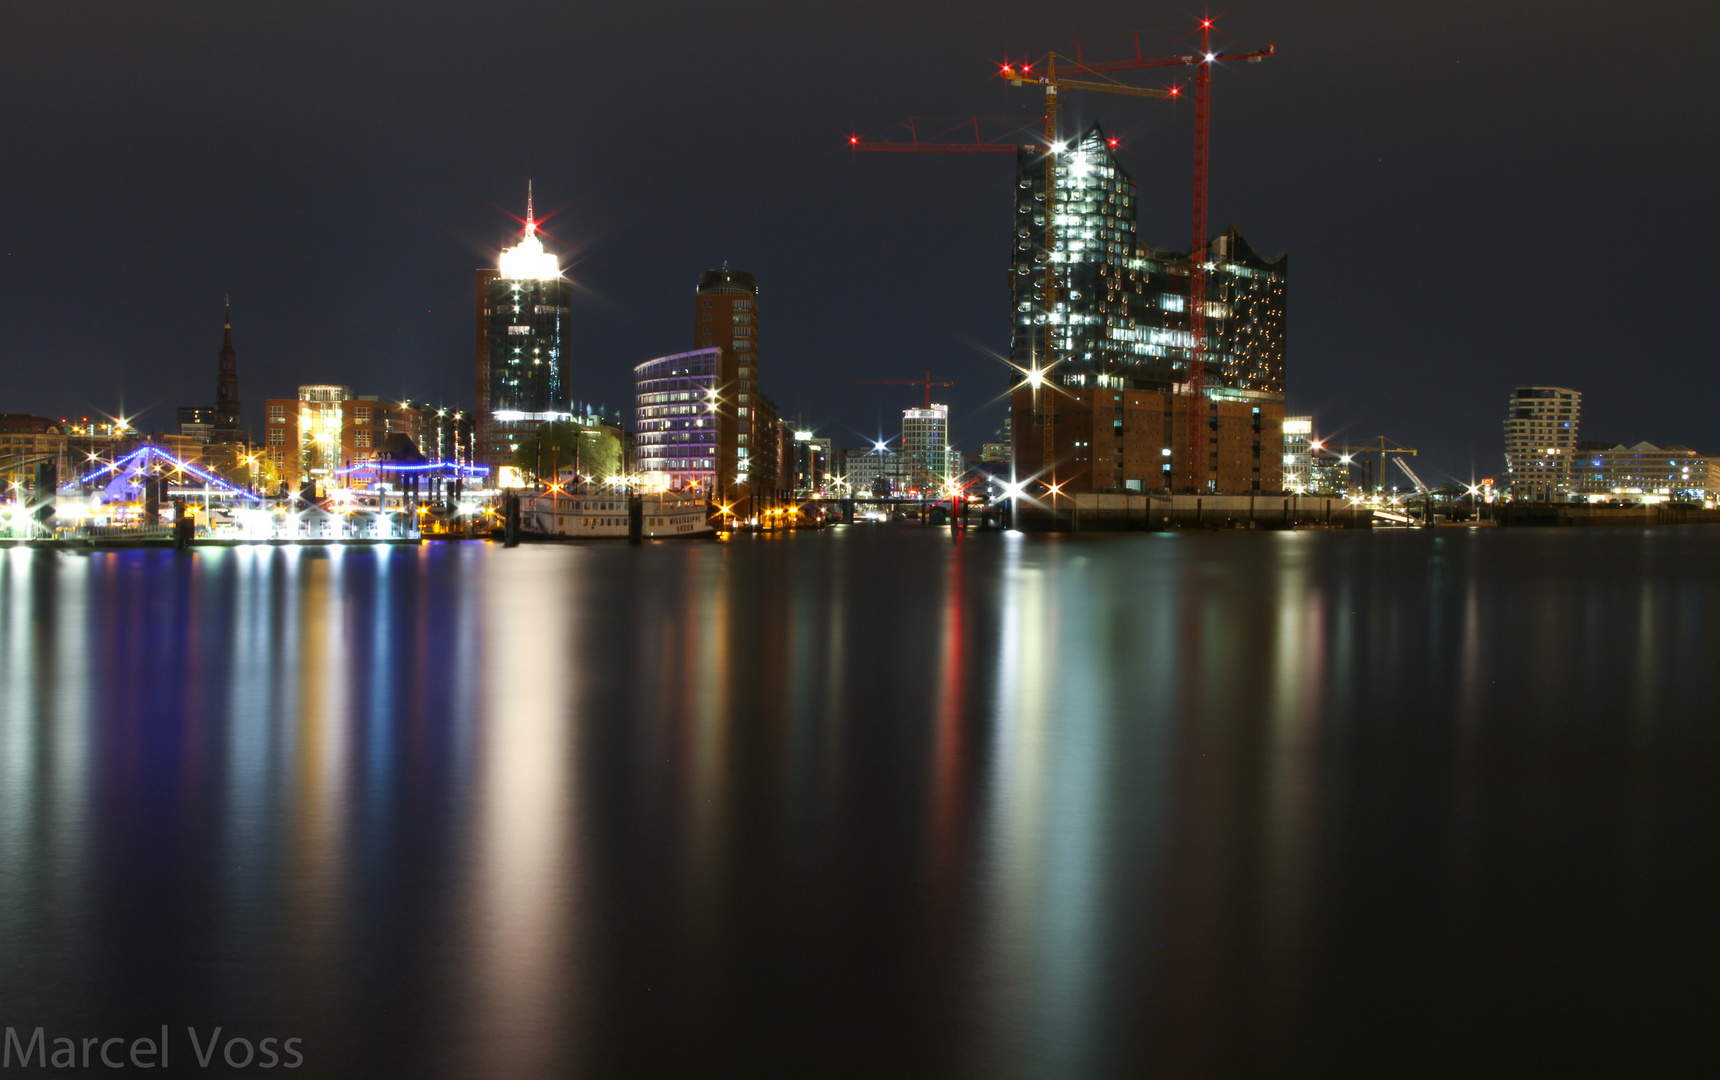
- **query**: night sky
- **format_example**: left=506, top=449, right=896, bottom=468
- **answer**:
left=2, top=0, right=1714, bottom=481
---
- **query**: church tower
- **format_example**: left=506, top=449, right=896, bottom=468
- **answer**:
left=213, top=300, right=242, bottom=443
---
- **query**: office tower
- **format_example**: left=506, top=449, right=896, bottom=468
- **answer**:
left=902, top=404, right=950, bottom=492
left=212, top=304, right=242, bottom=443
left=476, top=187, right=571, bottom=473
left=694, top=268, right=758, bottom=480
left=1503, top=386, right=1580, bottom=501
left=635, top=348, right=730, bottom=495
left=790, top=430, right=831, bottom=496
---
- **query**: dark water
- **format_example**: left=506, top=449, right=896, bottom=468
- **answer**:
left=1, top=527, right=1716, bottom=1077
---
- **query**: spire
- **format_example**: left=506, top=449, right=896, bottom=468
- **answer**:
left=526, top=180, right=536, bottom=237
left=214, top=299, right=241, bottom=443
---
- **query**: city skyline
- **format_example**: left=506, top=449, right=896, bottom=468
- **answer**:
left=1, top=2, right=1714, bottom=481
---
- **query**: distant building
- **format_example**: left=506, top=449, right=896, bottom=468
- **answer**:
left=902, top=404, right=951, bottom=493
left=1503, top=386, right=1581, bottom=501
left=0, top=414, right=65, bottom=486
left=976, top=416, right=1011, bottom=464
left=790, top=430, right=831, bottom=495
left=843, top=445, right=907, bottom=497
left=476, top=187, right=571, bottom=474
left=1571, top=442, right=1720, bottom=503
left=177, top=406, right=217, bottom=444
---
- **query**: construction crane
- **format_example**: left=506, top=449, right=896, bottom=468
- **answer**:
left=1356, top=437, right=1418, bottom=496
left=1014, top=20, right=1274, bottom=492
left=847, top=117, right=1040, bottom=154
left=851, top=371, right=954, bottom=410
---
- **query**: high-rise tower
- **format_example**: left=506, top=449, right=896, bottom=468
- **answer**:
left=694, top=267, right=758, bottom=484
left=1503, top=386, right=1581, bottom=501
left=476, top=184, right=572, bottom=473
left=213, top=300, right=242, bottom=444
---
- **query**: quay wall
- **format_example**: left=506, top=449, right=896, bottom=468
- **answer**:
left=1015, top=494, right=1370, bottom=532
left=1497, top=504, right=1720, bottom=527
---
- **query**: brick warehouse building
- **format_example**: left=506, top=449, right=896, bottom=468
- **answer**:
left=1010, top=390, right=1282, bottom=495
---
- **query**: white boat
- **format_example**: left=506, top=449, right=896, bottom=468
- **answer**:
left=518, top=488, right=713, bottom=540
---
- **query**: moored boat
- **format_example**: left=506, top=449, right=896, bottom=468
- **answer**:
left=517, top=487, right=713, bottom=540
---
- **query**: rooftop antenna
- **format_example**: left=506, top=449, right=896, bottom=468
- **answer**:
left=526, top=180, right=536, bottom=236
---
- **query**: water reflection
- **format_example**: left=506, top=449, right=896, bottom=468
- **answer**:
left=0, top=529, right=1717, bottom=1077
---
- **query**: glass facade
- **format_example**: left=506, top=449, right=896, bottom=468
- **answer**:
left=1010, top=122, right=1286, bottom=400
left=476, top=216, right=572, bottom=472
left=901, top=405, right=950, bottom=493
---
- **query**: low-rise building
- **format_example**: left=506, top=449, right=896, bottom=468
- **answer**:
left=0, top=414, right=66, bottom=487
left=844, top=445, right=909, bottom=497
left=1571, top=442, right=1720, bottom=503
left=265, top=387, right=436, bottom=494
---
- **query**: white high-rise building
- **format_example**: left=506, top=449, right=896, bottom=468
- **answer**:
left=902, top=404, right=950, bottom=493
left=1283, top=416, right=1313, bottom=492
left=1504, top=386, right=1581, bottom=501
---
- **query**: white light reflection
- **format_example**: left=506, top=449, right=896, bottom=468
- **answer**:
left=974, top=541, right=1107, bottom=1076
left=462, top=546, right=581, bottom=1075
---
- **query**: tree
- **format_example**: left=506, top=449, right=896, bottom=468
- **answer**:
left=514, top=421, right=622, bottom=482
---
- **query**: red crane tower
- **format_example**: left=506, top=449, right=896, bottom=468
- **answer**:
left=852, top=370, right=956, bottom=410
